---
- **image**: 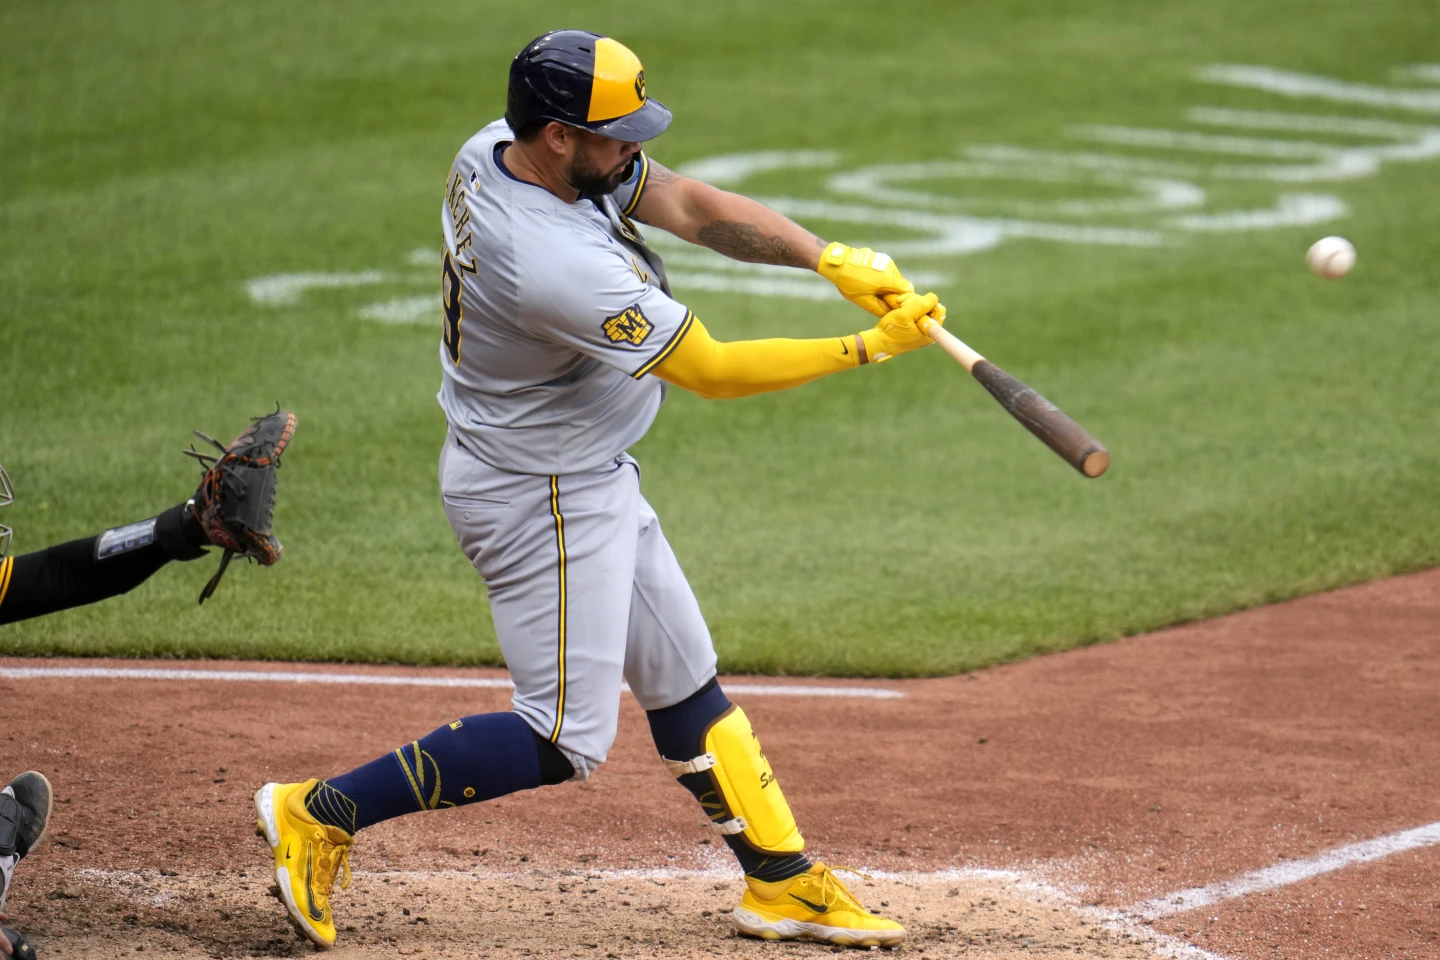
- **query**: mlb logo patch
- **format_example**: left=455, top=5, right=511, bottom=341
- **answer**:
left=602, top=305, right=654, bottom=346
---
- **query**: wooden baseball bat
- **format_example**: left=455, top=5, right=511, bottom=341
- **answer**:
left=918, top=317, right=1110, bottom=478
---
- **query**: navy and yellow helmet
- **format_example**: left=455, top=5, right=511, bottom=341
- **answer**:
left=506, top=30, right=672, bottom=143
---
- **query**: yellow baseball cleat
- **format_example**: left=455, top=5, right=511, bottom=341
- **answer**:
left=254, top=780, right=353, bottom=949
left=733, top=862, right=905, bottom=948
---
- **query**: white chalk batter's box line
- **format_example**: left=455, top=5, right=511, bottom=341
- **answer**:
left=0, top=665, right=903, bottom=700
left=75, top=817, right=1440, bottom=960
left=75, top=865, right=1221, bottom=960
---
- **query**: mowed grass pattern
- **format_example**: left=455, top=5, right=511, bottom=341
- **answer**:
left=1, top=0, right=1437, bottom=673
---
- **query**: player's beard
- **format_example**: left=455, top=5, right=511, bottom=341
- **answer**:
left=568, top=138, right=633, bottom=199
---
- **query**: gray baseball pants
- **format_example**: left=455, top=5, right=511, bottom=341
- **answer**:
left=439, top=431, right=718, bottom=778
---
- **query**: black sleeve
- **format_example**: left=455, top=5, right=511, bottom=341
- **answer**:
left=0, top=503, right=205, bottom=626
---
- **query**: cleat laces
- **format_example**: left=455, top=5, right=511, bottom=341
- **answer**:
left=313, top=835, right=352, bottom=905
left=803, top=865, right=873, bottom=914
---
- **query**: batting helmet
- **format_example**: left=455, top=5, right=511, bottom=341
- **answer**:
left=506, top=30, right=672, bottom=143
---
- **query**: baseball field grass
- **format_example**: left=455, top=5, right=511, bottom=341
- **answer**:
left=2, top=0, right=1437, bottom=674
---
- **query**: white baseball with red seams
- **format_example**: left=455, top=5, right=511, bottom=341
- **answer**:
left=1306, top=236, right=1356, bottom=279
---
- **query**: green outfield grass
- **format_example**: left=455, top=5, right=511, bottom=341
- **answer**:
left=2, top=0, right=1437, bottom=674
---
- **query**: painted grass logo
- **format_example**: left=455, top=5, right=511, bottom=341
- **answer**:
left=245, top=63, right=1440, bottom=321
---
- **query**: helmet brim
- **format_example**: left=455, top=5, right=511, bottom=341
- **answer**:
left=586, top=98, right=672, bottom=142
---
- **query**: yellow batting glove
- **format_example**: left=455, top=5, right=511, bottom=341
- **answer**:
left=882, top=289, right=946, bottom=321
left=881, top=291, right=946, bottom=324
left=816, top=242, right=914, bottom=318
left=857, top=292, right=942, bottom=363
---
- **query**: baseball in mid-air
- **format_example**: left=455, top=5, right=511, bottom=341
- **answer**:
left=1306, top=236, right=1356, bottom=279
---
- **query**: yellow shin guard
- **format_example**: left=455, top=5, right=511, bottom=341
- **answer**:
left=664, top=705, right=803, bottom=854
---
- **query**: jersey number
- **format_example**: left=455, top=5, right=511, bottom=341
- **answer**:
left=442, top=250, right=464, bottom=364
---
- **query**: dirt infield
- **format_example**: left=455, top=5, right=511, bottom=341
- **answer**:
left=2, top=570, right=1439, bottom=959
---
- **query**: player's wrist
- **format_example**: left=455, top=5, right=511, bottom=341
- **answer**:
left=857, top=330, right=893, bottom=364
left=816, top=241, right=849, bottom=278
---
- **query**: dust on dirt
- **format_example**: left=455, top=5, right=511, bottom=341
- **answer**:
left=12, top=868, right=1177, bottom=960
left=5, top=568, right=1440, bottom=959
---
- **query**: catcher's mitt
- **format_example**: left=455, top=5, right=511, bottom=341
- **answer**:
left=185, top=407, right=297, bottom=603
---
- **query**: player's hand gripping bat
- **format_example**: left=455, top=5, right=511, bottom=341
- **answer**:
left=912, top=309, right=1110, bottom=478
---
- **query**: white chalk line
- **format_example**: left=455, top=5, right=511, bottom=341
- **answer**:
left=0, top=665, right=903, bottom=700
left=242, top=62, right=1440, bottom=320
left=244, top=271, right=388, bottom=305
left=1186, top=107, right=1432, bottom=139
left=75, top=818, right=1440, bottom=956
left=1127, top=819, right=1440, bottom=920
left=358, top=296, right=433, bottom=323
left=1199, top=64, right=1440, bottom=113
left=75, top=866, right=1224, bottom=960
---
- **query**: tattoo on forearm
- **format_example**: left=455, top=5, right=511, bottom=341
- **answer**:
left=697, top=220, right=814, bottom=268
left=645, top=159, right=820, bottom=265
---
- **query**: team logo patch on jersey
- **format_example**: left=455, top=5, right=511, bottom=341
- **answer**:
left=602, top=305, right=654, bottom=347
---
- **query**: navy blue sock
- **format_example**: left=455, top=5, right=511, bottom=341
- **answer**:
left=306, top=712, right=552, bottom=833
left=647, top=678, right=812, bottom=883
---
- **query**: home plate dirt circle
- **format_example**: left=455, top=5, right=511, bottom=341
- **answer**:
left=39, top=868, right=1186, bottom=959
left=2, top=570, right=1439, bottom=958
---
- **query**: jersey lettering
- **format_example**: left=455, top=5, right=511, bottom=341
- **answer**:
left=437, top=120, right=690, bottom=475
left=442, top=251, right=464, bottom=364
left=446, top=170, right=478, bottom=271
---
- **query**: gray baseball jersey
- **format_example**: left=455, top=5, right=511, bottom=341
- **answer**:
left=437, top=119, right=696, bottom=476
left=435, top=120, right=716, bottom=777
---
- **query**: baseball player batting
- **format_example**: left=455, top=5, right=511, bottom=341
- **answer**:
left=255, top=30, right=946, bottom=950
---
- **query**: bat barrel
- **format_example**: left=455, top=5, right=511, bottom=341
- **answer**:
left=1080, top=448, right=1110, bottom=478
left=970, top=360, right=1110, bottom=478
